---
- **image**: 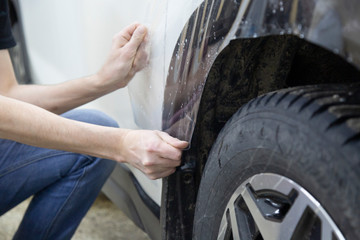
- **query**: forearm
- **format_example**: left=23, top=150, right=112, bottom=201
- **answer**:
left=0, top=49, right=115, bottom=114
left=6, top=74, right=114, bottom=114
left=0, top=95, right=126, bottom=161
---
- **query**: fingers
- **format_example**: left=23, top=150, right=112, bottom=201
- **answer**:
left=122, top=130, right=187, bottom=180
left=112, top=23, right=140, bottom=49
left=124, top=25, right=147, bottom=52
left=112, top=23, right=147, bottom=52
left=156, top=131, right=189, bottom=149
left=140, top=131, right=187, bottom=179
left=144, top=167, right=176, bottom=180
left=147, top=131, right=188, bottom=161
left=155, top=142, right=183, bottom=162
left=139, top=153, right=180, bottom=180
left=131, top=37, right=149, bottom=72
left=103, top=23, right=148, bottom=87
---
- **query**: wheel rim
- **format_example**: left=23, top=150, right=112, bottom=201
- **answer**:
left=217, top=173, right=345, bottom=240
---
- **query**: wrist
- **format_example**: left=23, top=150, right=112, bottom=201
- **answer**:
left=113, top=128, right=133, bottom=163
left=90, top=73, right=110, bottom=95
left=77, top=126, right=131, bottom=163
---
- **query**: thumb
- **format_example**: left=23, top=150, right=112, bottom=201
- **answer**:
left=156, top=131, right=189, bottom=149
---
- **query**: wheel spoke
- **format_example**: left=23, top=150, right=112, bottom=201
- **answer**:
left=242, top=186, right=283, bottom=240
left=217, top=211, right=230, bottom=240
left=276, top=194, right=308, bottom=239
left=320, top=213, right=346, bottom=240
left=228, top=201, right=241, bottom=240
left=321, top=221, right=335, bottom=240
left=241, top=179, right=330, bottom=240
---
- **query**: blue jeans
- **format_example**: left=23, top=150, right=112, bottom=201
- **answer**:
left=0, top=109, right=117, bottom=240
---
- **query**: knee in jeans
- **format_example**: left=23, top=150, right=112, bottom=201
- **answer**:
left=100, top=158, right=116, bottom=176
left=61, top=109, right=117, bottom=174
left=66, top=153, right=116, bottom=180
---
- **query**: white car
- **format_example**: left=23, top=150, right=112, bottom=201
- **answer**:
left=9, top=0, right=360, bottom=239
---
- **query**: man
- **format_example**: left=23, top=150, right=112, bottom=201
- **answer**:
left=0, top=0, right=188, bottom=239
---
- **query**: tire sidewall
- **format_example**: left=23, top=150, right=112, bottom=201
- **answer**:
left=193, top=108, right=359, bottom=239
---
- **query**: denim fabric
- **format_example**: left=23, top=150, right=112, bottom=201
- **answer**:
left=0, top=109, right=118, bottom=240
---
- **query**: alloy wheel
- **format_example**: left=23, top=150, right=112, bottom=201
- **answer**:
left=217, top=173, right=345, bottom=240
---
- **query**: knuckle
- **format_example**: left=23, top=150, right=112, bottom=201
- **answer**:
left=148, top=175, right=157, bottom=180
left=143, top=167, right=154, bottom=175
left=144, top=169, right=158, bottom=180
left=142, top=159, right=154, bottom=167
left=132, top=61, right=138, bottom=69
left=145, top=142, right=161, bottom=153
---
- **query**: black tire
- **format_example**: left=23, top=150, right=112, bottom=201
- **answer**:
left=193, top=84, right=360, bottom=240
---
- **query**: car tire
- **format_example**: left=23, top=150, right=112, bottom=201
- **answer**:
left=193, top=84, right=360, bottom=239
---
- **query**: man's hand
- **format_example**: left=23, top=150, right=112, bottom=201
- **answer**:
left=96, top=23, right=149, bottom=91
left=119, top=130, right=188, bottom=180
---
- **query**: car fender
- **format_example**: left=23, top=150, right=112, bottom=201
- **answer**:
left=162, top=0, right=360, bottom=144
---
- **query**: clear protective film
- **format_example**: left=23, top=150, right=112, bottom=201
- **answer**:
left=128, top=0, right=360, bottom=147
left=127, top=0, right=166, bottom=132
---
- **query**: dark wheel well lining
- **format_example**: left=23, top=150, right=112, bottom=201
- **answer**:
left=192, top=35, right=360, bottom=180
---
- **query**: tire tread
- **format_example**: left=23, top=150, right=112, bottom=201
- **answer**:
left=246, top=84, right=360, bottom=148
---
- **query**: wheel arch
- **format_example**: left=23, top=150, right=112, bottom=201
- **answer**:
left=192, top=35, right=360, bottom=176
left=162, top=0, right=360, bottom=144
left=161, top=1, right=360, bottom=239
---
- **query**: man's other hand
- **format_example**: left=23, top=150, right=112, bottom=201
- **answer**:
left=96, top=23, right=149, bottom=91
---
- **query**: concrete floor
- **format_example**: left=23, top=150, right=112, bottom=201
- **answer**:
left=0, top=193, right=150, bottom=240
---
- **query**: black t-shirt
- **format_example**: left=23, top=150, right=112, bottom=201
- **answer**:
left=0, top=0, right=16, bottom=49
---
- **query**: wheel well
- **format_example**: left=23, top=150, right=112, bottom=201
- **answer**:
left=190, top=35, right=360, bottom=181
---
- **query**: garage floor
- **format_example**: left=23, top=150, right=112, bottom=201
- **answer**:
left=0, top=193, right=150, bottom=240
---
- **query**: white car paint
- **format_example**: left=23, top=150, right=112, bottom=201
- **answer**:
left=18, top=0, right=202, bottom=205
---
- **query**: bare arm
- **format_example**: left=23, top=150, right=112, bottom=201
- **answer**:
left=0, top=23, right=188, bottom=179
left=0, top=94, right=187, bottom=179
left=0, top=94, right=119, bottom=159
left=1, top=23, right=148, bottom=114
